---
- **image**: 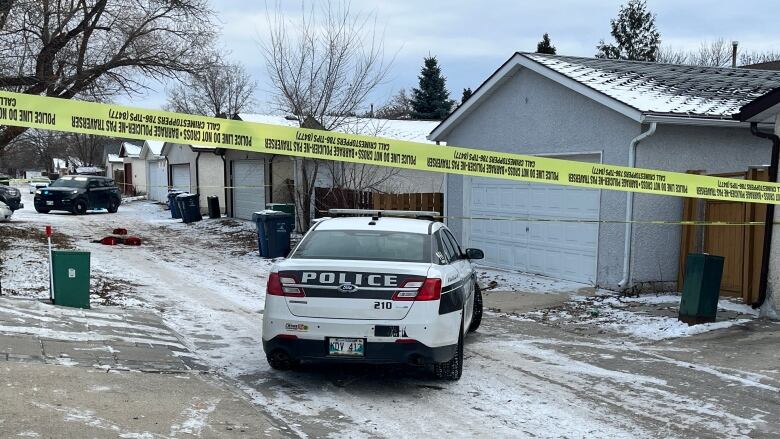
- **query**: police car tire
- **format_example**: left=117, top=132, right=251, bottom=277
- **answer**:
left=35, top=207, right=50, bottom=214
left=72, top=199, right=87, bottom=215
left=434, top=317, right=464, bottom=381
left=468, top=283, right=483, bottom=333
left=107, top=198, right=119, bottom=213
left=266, top=350, right=300, bottom=371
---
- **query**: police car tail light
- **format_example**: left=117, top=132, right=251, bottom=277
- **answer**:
left=267, top=273, right=305, bottom=297
left=393, top=278, right=441, bottom=301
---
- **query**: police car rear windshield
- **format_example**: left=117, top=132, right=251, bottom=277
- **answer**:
left=292, top=230, right=431, bottom=263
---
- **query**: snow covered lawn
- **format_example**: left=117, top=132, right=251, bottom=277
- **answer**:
left=518, top=292, right=758, bottom=341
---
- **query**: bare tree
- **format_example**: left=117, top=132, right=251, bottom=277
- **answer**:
left=375, top=89, right=412, bottom=119
left=68, top=133, right=106, bottom=167
left=656, top=45, right=690, bottom=65
left=7, top=129, right=69, bottom=172
left=321, top=118, right=400, bottom=210
left=740, top=50, right=780, bottom=67
left=260, top=0, right=392, bottom=230
left=692, top=39, right=733, bottom=67
left=0, top=0, right=217, bottom=152
left=166, top=56, right=256, bottom=117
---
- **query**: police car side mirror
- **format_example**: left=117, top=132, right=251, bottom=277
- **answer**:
left=465, top=248, right=484, bottom=260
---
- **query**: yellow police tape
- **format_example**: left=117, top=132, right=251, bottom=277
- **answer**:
left=1, top=90, right=778, bottom=204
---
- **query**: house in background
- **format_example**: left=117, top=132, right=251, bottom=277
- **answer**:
left=140, top=140, right=167, bottom=203
left=160, top=142, right=225, bottom=214
left=231, top=114, right=444, bottom=223
left=733, top=87, right=780, bottom=316
left=429, top=52, right=780, bottom=298
left=105, top=154, right=123, bottom=180
left=118, top=141, right=144, bottom=195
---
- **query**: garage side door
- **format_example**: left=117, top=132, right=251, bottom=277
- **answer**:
left=147, top=160, right=168, bottom=203
left=170, top=164, right=191, bottom=193
left=232, top=160, right=265, bottom=220
left=467, top=170, right=600, bottom=283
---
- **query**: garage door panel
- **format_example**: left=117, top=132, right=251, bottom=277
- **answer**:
left=147, top=160, right=168, bottom=203
left=232, top=160, right=265, bottom=220
left=468, top=171, right=599, bottom=283
left=171, top=164, right=191, bottom=193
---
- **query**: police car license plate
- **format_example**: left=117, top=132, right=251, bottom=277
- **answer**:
left=46, top=201, right=53, bottom=205
left=328, top=338, right=364, bottom=356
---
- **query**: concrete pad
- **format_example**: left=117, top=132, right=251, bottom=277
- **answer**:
left=0, top=361, right=289, bottom=438
left=112, top=344, right=179, bottom=363
left=42, top=340, right=113, bottom=360
left=0, top=335, right=43, bottom=357
left=483, top=290, right=575, bottom=314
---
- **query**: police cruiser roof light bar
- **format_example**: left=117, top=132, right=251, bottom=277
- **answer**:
left=328, top=209, right=440, bottom=220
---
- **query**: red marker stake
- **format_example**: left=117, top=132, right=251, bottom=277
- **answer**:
left=46, top=225, right=53, bottom=302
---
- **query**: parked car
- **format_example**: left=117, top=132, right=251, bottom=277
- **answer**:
left=34, top=175, right=121, bottom=215
left=262, top=209, right=485, bottom=380
left=0, top=184, right=23, bottom=211
left=0, top=201, right=12, bottom=221
left=29, top=176, right=51, bottom=193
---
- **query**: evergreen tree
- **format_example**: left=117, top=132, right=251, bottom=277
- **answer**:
left=536, top=33, right=556, bottom=55
left=461, top=88, right=473, bottom=104
left=410, top=56, right=454, bottom=120
left=596, top=0, right=660, bottom=61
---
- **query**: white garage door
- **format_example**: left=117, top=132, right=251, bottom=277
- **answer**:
left=232, top=160, right=265, bottom=220
left=170, top=164, right=191, bottom=193
left=466, top=156, right=600, bottom=283
left=147, top=160, right=168, bottom=203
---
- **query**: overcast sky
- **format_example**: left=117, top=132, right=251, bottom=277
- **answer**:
left=120, top=0, right=780, bottom=113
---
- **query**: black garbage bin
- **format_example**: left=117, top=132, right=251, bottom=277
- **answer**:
left=167, top=191, right=184, bottom=219
left=176, top=193, right=202, bottom=224
left=252, top=211, right=294, bottom=258
left=207, top=196, right=221, bottom=219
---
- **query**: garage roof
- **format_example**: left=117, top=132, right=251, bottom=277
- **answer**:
left=430, top=53, right=780, bottom=140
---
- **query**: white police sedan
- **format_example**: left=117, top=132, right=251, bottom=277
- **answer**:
left=262, top=210, right=484, bottom=380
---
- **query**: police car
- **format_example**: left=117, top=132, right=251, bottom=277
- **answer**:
left=262, top=209, right=484, bottom=380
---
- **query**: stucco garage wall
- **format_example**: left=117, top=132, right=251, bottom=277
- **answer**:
left=197, top=153, right=225, bottom=214
left=441, top=67, right=640, bottom=288
left=632, top=124, right=771, bottom=286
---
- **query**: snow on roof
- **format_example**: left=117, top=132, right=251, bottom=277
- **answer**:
left=75, top=166, right=103, bottom=174
left=145, top=140, right=164, bottom=155
left=120, top=141, right=142, bottom=157
left=238, top=114, right=439, bottom=144
left=315, top=216, right=433, bottom=234
left=524, top=53, right=780, bottom=119
left=107, top=154, right=122, bottom=163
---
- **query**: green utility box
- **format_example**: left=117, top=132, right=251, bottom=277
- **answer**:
left=679, top=253, right=724, bottom=325
left=266, top=203, right=295, bottom=215
left=52, top=250, right=91, bottom=309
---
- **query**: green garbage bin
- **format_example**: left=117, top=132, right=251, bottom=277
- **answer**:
left=679, top=253, right=724, bottom=325
left=52, top=250, right=91, bottom=309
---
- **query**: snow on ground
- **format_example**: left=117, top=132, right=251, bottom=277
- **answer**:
left=476, top=267, right=590, bottom=293
left=520, top=292, right=758, bottom=341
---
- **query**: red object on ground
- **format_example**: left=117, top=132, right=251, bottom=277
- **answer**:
left=124, top=236, right=142, bottom=246
left=45, top=225, right=52, bottom=238
left=100, top=236, right=120, bottom=245
left=112, top=228, right=128, bottom=235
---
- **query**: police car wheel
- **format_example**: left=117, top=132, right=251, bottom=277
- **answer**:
left=468, top=283, right=483, bottom=333
left=35, top=207, right=50, bottom=214
left=266, top=350, right=300, bottom=371
left=434, top=318, right=464, bottom=381
left=107, top=198, right=119, bottom=213
left=72, top=200, right=87, bottom=215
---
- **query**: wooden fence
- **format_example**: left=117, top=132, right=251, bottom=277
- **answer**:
left=315, top=187, right=444, bottom=218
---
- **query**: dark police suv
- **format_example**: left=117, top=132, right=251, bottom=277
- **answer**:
left=34, top=176, right=121, bottom=215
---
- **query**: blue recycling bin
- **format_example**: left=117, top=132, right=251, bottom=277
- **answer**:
left=252, top=211, right=294, bottom=258
left=167, top=191, right=184, bottom=219
left=176, top=193, right=202, bottom=224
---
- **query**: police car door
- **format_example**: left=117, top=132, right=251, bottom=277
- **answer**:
left=436, top=228, right=474, bottom=326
